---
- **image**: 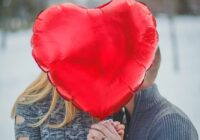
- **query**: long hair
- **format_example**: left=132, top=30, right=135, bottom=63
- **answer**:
left=11, top=72, right=76, bottom=128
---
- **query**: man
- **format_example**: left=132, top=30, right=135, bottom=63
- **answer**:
left=87, top=48, right=198, bottom=140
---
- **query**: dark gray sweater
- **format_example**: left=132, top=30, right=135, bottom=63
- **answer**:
left=15, top=84, right=198, bottom=140
left=125, top=84, right=198, bottom=140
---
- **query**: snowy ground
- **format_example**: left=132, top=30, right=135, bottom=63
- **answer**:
left=0, top=15, right=200, bottom=139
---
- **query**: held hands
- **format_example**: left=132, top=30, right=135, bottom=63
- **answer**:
left=87, top=119, right=125, bottom=140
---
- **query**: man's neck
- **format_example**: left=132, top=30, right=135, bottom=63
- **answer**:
left=125, top=84, right=153, bottom=116
left=125, top=95, right=135, bottom=116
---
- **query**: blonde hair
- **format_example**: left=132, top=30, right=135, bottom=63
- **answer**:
left=11, top=72, right=77, bottom=128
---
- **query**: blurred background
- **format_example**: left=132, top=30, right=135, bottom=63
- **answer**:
left=0, top=0, right=200, bottom=139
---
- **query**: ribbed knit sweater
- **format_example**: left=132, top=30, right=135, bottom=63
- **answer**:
left=125, top=84, right=198, bottom=140
left=15, top=84, right=198, bottom=140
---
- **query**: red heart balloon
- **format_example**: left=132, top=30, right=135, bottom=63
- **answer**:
left=31, top=0, right=158, bottom=119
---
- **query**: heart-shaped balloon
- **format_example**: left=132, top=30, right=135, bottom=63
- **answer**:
left=31, top=0, right=158, bottom=119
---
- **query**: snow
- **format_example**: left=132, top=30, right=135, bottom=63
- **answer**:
left=0, top=15, right=200, bottom=139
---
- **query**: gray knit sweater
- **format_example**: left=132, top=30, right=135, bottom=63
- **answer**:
left=14, top=84, right=198, bottom=140
left=15, top=93, right=94, bottom=140
left=125, top=84, right=198, bottom=140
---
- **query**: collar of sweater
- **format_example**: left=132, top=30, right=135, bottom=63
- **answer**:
left=133, top=84, right=165, bottom=113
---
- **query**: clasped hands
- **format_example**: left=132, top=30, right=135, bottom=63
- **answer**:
left=87, top=119, right=125, bottom=140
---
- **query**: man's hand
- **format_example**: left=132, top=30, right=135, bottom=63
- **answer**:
left=87, top=120, right=125, bottom=140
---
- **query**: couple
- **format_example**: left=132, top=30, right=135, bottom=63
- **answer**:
left=12, top=48, right=198, bottom=140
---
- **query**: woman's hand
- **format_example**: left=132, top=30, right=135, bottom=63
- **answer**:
left=87, top=120, right=125, bottom=140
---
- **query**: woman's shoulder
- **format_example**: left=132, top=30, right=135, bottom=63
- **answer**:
left=14, top=93, right=55, bottom=139
left=15, top=92, right=54, bottom=118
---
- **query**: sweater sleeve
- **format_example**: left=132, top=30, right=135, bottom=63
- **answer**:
left=149, top=113, right=199, bottom=140
left=15, top=103, right=41, bottom=140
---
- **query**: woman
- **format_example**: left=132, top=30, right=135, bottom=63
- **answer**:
left=11, top=72, right=125, bottom=140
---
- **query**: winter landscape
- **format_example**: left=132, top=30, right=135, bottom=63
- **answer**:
left=0, top=15, right=200, bottom=139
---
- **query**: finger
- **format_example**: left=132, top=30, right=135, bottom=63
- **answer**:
left=103, top=121, right=118, bottom=135
left=87, top=133, right=95, bottom=140
left=111, top=121, right=125, bottom=131
left=117, top=129, right=125, bottom=136
left=100, top=119, right=113, bottom=125
left=89, top=128, right=105, bottom=140
left=115, top=124, right=125, bottom=131
left=91, top=123, right=113, bottom=137
left=112, top=121, right=120, bottom=126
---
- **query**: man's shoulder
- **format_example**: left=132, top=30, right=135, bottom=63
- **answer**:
left=152, top=104, right=195, bottom=129
left=154, top=97, right=190, bottom=122
left=149, top=93, right=198, bottom=139
left=151, top=88, right=196, bottom=126
left=146, top=84, right=193, bottom=123
left=149, top=110, right=199, bottom=140
left=15, top=92, right=63, bottom=117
